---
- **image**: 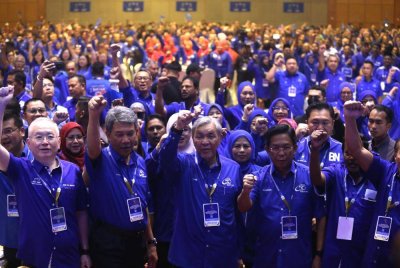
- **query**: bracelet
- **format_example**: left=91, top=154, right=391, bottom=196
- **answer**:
left=79, top=248, right=90, bottom=256
left=147, top=237, right=158, bottom=247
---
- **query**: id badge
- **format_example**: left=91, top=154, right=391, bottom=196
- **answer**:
left=127, top=197, right=144, bottom=222
left=336, top=216, right=354, bottom=240
left=241, top=63, right=247, bottom=71
left=281, top=216, right=298, bottom=239
left=342, top=67, right=353, bottom=78
left=262, top=78, right=269, bottom=87
left=203, top=203, right=220, bottom=227
left=288, top=86, right=297, bottom=97
left=310, top=73, right=316, bottom=82
left=7, top=195, right=19, bottom=217
left=217, top=60, right=223, bottom=67
left=374, top=216, right=392, bottom=241
left=380, top=81, right=386, bottom=91
left=50, top=207, right=67, bottom=233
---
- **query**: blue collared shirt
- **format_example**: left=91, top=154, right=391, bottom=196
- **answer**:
left=356, top=77, right=382, bottom=99
left=295, top=136, right=343, bottom=168
left=85, top=145, right=150, bottom=231
left=16, top=90, right=32, bottom=110
left=6, top=156, right=87, bottom=268
left=249, top=162, right=323, bottom=267
left=274, top=71, right=309, bottom=116
left=159, top=130, right=242, bottom=267
left=321, top=164, right=376, bottom=267
left=317, top=68, right=346, bottom=102
left=361, top=155, right=400, bottom=267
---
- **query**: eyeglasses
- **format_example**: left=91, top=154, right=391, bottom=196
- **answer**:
left=341, top=91, right=352, bottom=95
left=2, top=127, right=18, bottom=136
left=310, top=120, right=332, bottom=127
left=272, top=106, right=289, bottom=111
left=66, top=135, right=84, bottom=141
left=135, top=76, right=150, bottom=81
left=26, top=108, right=46, bottom=114
left=31, top=134, right=58, bottom=142
left=269, top=145, right=293, bottom=153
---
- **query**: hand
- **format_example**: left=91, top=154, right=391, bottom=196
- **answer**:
left=274, top=56, right=284, bottom=67
left=53, top=111, right=69, bottom=124
left=389, top=86, right=398, bottom=97
left=219, top=77, right=229, bottom=91
left=389, top=67, right=396, bottom=77
left=296, top=123, right=309, bottom=138
left=146, top=246, right=158, bottom=268
left=175, top=110, right=194, bottom=130
left=221, top=128, right=228, bottom=138
left=157, top=76, right=169, bottom=92
left=38, top=60, right=55, bottom=79
left=242, top=104, right=254, bottom=122
left=310, top=130, right=328, bottom=151
left=192, top=104, right=203, bottom=118
left=80, top=254, right=92, bottom=268
left=155, top=133, right=168, bottom=152
left=242, top=174, right=257, bottom=194
left=111, top=98, right=124, bottom=108
left=255, top=117, right=268, bottom=135
left=88, top=95, right=107, bottom=117
left=86, top=43, right=93, bottom=52
left=318, top=44, right=326, bottom=56
left=0, top=86, right=14, bottom=109
left=320, top=79, right=329, bottom=88
left=110, top=43, right=121, bottom=57
left=110, top=67, right=120, bottom=79
left=343, top=100, right=366, bottom=119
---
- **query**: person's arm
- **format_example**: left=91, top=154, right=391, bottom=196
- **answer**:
left=154, top=77, right=168, bottom=117
left=87, top=95, right=107, bottom=160
left=266, top=56, right=283, bottom=83
left=344, top=101, right=374, bottom=172
left=237, top=174, right=257, bottom=212
left=77, top=210, right=91, bottom=268
left=144, top=211, right=158, bottom=268
left=309, top=130, right=328, bottom=189
left=317, top=45, right=326, bottom=72
left=0, top=86, right=13, bottom=172
left=110, top=44, right=129, bottom=89
left=312, top=216, right=326, bottom=268
left=32, top=60, right=55, bottom=99
left=386, top=67, right=396, bottom=85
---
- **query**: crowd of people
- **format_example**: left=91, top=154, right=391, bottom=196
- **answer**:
left=1, top=18, right=400, bottom=268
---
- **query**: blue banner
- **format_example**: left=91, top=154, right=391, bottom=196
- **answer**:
left=283, top=2, right=304, bottom=13
left=230, top=2, right=250, bottom=12
left=123, top=1, right=144, bottom=12
left=70, top=2, right=90, bottom=12
left=176, top=1, right=197, bottom=12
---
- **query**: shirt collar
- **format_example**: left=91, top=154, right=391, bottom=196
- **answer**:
left=15, top=90, right=28, bottom=100
left=32, top=157, right=61, bottom=174
left=196, top=151, right=221, bottom=169
left=271, top=161, right=296, bottom=178
left=109, top=145, right=137, bottom=166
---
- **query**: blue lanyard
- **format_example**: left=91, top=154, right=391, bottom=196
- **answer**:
left=194, top=153, right=221, bottom=202
left=32, top=160, right=64, bottom=207
left=269, top=164, right=297, bottom=215
left=343, top=170, right=366, bottom=216
left=107, top=147, right=137, bottom=195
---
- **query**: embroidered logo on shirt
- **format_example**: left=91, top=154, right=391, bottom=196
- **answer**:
left=262, top=188, right=272, bottom=192
left=138, top=169, right=146, bottom=178
left=294, top=184, right=308, bottom=193
left=328, top=152, right=341, bottom=162
left=31, top=177, right=42, bottom=186
left=222, top=177, right=234, bottom=187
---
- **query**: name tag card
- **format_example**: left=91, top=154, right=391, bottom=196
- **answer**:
left=203, top=203, right=220, bottom=227
left=342, top=67, right=353, bottom=78
left=127, top=197, right=144, bottom=222
left=288, top=86, right=297, bottom=97
left=374, top=216, right=392, bottom=241
left=336, top=216, right=354, bottom=240
left=50, top=207, right=67, bottom=233
left=7, top=195, right=19, bottom=217
left=281, top=216, right=298, bottom=239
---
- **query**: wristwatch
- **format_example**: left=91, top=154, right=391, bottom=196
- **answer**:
left=147, top=237, right=158, bottom=247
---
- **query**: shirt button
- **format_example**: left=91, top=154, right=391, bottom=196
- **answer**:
left=373, top=260, right=376, bottom=264
left=53, top=246, right=56, bottom=250
left=206, top=244, right=209, bottom=248
left=280, top=208, right=284, bottom=211
left=52, top=203, right=55, bottom=207
left=377, top=246, right=380, bottom=250
left=278, top=249, right=282, bottom=253
left=207, top=230, right=211, bottom=233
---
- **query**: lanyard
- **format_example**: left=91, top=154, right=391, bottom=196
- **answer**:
left=32, top=160, right=63, bottom=207
left=269, top=165, right=297, bottom=216
left=308, top=140, right=329, bottom=168
left=107, top=147, right=137, bottom=196
left=194, top=154, right=221, bottom=202
left=385, top=173, right=399, bottom=216
left=343, top=170, right=366, bottom=216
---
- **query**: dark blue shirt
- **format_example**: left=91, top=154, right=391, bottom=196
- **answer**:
left=321, top=164, right=376, bottom=267
left=356, top=77, right=382, bottom=100
left=249, top=162, right=323, bottom=267
left=85, top=146, right=151, bottom=231
left=317, top=68, right=345, bottom=102
left=159, top=131, right=242, bottom=267
left=6, top=156, right=87, bottom=268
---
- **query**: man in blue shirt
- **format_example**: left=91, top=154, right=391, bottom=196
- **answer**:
left=356, top=60, right=382, bottom=103
left=352, top=42, right=371, bottom=78
left=295, top=102, right=343, bottom=168
left=309, top=129, right=376, bottom=267
left=159, top=113, right=242, bottom=267
left=375, top=52, right=400, bottom=93
left=317, top=45, right=345, bottom=103
left=6, top=70, right=31, bottom=109
left=86, top=95, right=157, bottom=267
left=0, top=86, right=90, bottom=268
left=64, top=74, right=87, bottom=122
left=344, top=100, right=400, bottom=267
left=267, top=55, right=310, bottom=116
left=238, top=124, right=324, bottom=267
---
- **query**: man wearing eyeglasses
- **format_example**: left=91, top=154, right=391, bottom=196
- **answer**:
left=0, top=111, right=32, bottom=267
left=0, top=86, right=91, bottom=268
left=295, top=102, right=343, bottom=168
left=238, top=124, right=324, bottom=267
left=22, top=98, right=48, bottom=126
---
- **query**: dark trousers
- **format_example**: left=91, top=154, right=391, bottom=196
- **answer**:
left=90, top=222, right=146, bottom=268
left=3, top=246, right=21, bottom=268
left=157, top=241, right=176, bottom=268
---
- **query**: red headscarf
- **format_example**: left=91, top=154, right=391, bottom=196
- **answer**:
left=59, top=122, right=85, bottom=171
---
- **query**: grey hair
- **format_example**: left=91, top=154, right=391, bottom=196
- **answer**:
left=133, top=69, right=152, bottom=81
left=192, top=116, right=222, bottom=136
left=105, top=106, right=138, bottom=133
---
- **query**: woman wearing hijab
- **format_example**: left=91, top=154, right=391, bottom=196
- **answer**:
left=59, top=122, right=85, bottom=171
left=357, top=89, right=378, bottom=142
left=205, top=103, right=230, bottom=156
left=332, top=82, right=355, bottom=122
left=266, top=98, right=293, bottom=128
left=225, top=130, right=261, bottom=268
left=216, top=81, right=263, bottom=129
